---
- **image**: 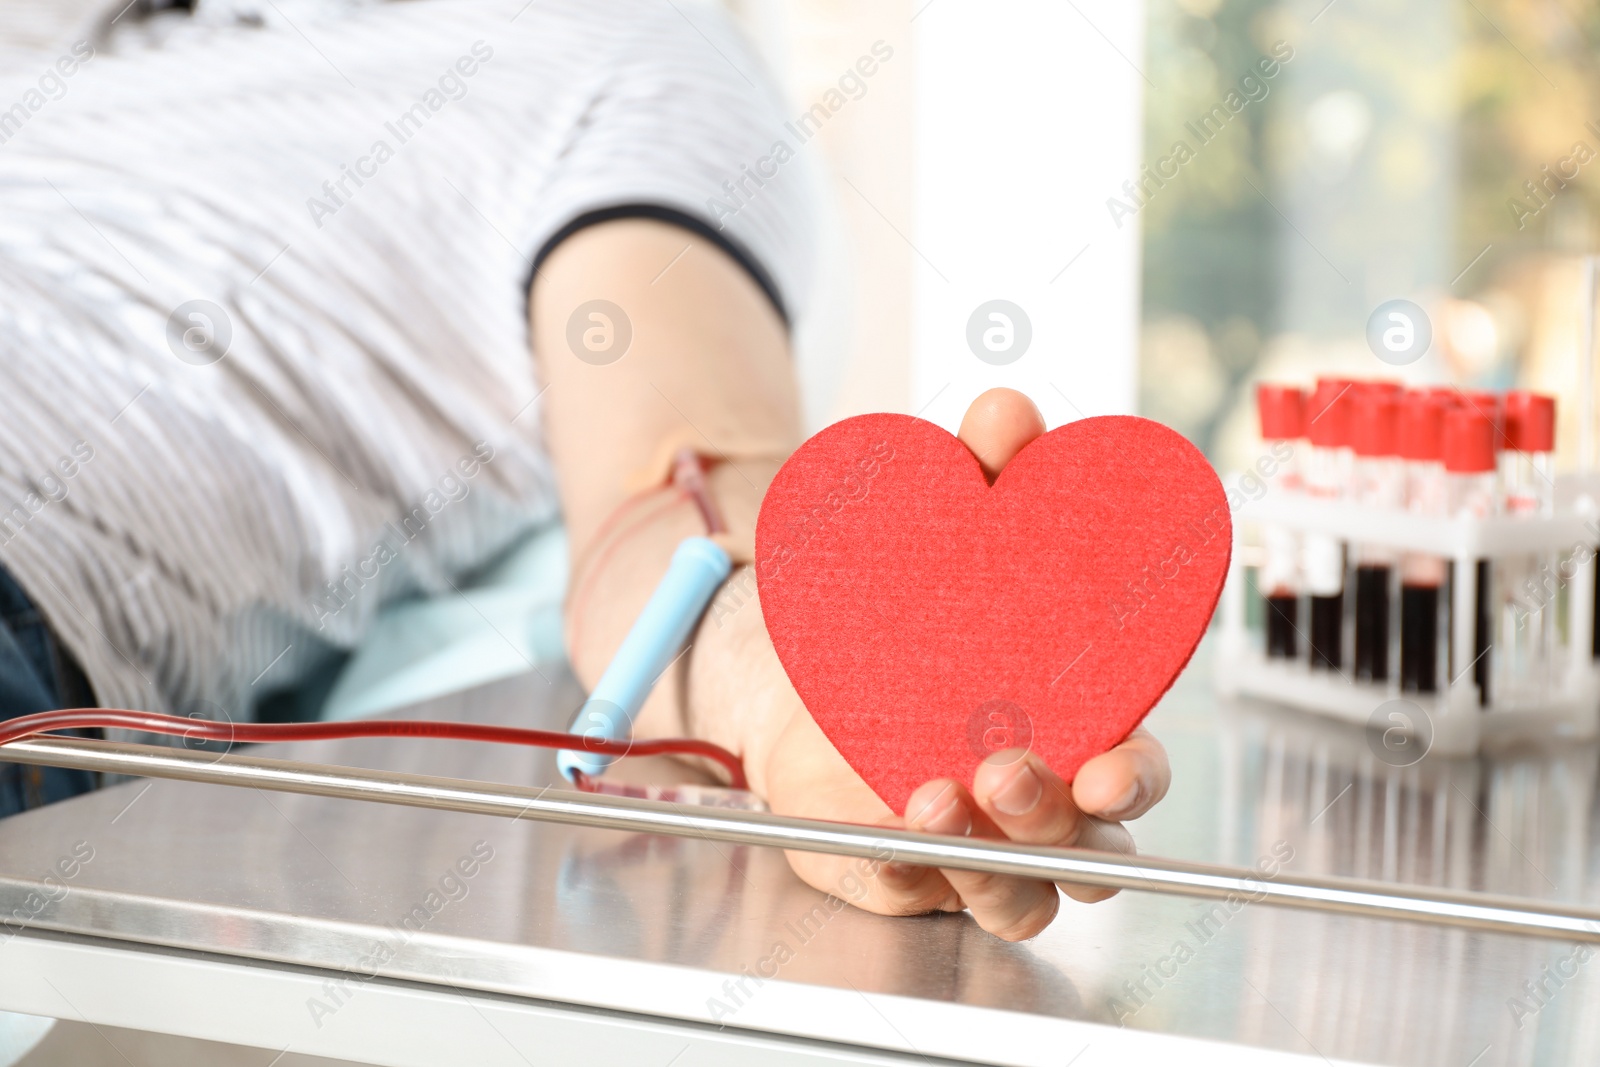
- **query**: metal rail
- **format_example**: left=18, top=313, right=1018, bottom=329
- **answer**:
left=6, top=734, right=1600, bottom=944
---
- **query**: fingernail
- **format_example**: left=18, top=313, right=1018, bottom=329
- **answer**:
left=910, top=788, right=970, bottom=836
left=991, top=764, right=1042, bottom=817
left=1103, top=781, right=1142, bottom=819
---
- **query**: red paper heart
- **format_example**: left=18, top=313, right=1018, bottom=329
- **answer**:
left=754, top=413, right=1230, bottom=813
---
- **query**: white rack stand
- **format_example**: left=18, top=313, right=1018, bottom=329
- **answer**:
left=1215, top=480, right=1600, bottom=756
left=1219, top=258, right=1600, bottom=755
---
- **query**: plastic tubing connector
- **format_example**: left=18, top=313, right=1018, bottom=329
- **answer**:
left=555, top=536, right=732, bottom=782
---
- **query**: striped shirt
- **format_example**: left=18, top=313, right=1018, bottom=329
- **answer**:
left=0, top=0, right=816, bottom=725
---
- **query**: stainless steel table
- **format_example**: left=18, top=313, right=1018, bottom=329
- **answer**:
left=2, top=641, right=1597, bottom=1066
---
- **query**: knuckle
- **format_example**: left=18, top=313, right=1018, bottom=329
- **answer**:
left=987, top=896, right=1059, bottom=942
left=868, top=872, right=958, bottom=916
left=1043, top=805, right=1088, bottom=847
left=882, top=885, right=960, bottom=916
left=967, top=876, right=1050, bottom=926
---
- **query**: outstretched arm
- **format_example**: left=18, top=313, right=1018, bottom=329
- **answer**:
left=530, top=218, right=1170, bottom=941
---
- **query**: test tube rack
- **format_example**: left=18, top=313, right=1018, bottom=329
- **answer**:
left=1215, top=475, right=1600, bottom=756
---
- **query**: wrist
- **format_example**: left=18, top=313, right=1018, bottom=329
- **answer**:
left=563, top=458, right=792, bottom=792
left=564, top=487, right=705, bottom=739
left=686, top=564, right=800, bottom=796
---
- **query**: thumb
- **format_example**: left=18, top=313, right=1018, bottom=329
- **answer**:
left=956, top=388, right=1047, bottom=482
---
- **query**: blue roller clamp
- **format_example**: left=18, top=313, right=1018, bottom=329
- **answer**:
left=556, top=536, right=732, bottom=782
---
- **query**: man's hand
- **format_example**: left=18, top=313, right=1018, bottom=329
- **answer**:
left=700, top=389, right=1170, bottom=942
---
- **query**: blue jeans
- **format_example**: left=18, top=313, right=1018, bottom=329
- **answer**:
left=0, top=567, right=97, bottom=818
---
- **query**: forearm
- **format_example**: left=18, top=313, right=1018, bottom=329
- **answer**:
left=560, top=460, right=790, bottom=778
left=529, top=217, right=802, bottom=788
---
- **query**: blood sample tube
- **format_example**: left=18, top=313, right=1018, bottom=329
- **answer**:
left=1256, top=384, right=1304, bottom=659
left=1398, top=392, right=1447, bottom=693
left=1500, top=391, right=1557, bottom=700
left=1425, top=386, right=1487, bottom=417
left=1443, top=406, right=1499, bottom=706
left=1502, top=391, right=1555, bottom=513
left=1351, top=390, right=1402, bottom=683
left=1304, top=379, right=1353, bottom=671
left=1463, top=390, right=1504, bottom=449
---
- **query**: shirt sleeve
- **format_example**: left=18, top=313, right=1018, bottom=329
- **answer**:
left=512, top=2, right=820, bottom=327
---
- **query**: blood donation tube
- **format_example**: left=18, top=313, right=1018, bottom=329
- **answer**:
left=1501, top=391, right=1555, bottom=515
left=1351, top=389, right=1402, bottom=683
left=1304, top=378, right=1353, bottom=671
left=1398, top=392, right=1447, bottom=693
left=1501, top=391, right=1557, bottom=700
left=1443, top=406, right=1499, bottom=706
left=556, top=536, right=732, bottom=781
left=1256, top=384, right=1304, bottom=659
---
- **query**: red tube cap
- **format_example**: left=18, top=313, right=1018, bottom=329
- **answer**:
left=1503, top=391, right=1555, bottom=453
left=1351, top=391, right=1399, bottom=457
left=1461, top=390, right=1503, bottom=450
left=1307, top=379, right=1354, bottom=448
left=1443, top=407, right=1496, bottom=473
left=1256, top=384, right=1305, bottom=441
left=1398, top=391, right=1444, bottom=462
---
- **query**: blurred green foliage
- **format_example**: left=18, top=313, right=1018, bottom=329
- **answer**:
left=1139, top=0, right=1285, bottom=452
left=1456, top=0, right=1600, bottom=257
left=1141, top=0, right=1282, bottom=329
left=1140, top=0, right=1600, bottom=457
